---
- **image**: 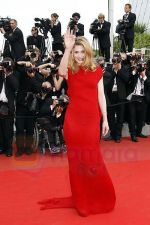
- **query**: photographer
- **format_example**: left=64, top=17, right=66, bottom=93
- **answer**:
left=50, top=13, right=64, bottom=52
left=68, top=12, right=84, bottom=36
left=0, top=19, right=26, bottom=61
left=15, top=48, right=47, bottom=156
left=0, top=57, right=19, bottom=157
left=89, top=13, right=111, bottom=62
left=27, top=27, right=46, bottom=59
left=106, top=57, right=129, bottom=142
left=120, top=3, right=136, bottom=53
left=126, top=60, right=150, bottom=142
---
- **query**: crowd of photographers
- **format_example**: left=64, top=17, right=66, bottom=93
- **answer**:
left=0, top=43, right=69, bottom=157
left=0, top=5, right=150, bottom=158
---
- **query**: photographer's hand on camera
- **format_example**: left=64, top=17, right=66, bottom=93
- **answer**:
left=113, top=62, right=122, bottom=73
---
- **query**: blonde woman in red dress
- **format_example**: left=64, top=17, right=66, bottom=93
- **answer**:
left=39, top=30, right=116, bottom=217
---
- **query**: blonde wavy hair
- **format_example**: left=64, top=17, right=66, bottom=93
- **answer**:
left=68, top=36, right=97, bottom=73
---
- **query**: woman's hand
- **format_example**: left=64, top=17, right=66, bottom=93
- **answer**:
left=64, top=29, right=76, bottom=51
left=102, top=120, right=109, bottom=137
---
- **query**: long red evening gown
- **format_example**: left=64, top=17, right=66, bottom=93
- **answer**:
left=39, top=66, right=116, bottom=216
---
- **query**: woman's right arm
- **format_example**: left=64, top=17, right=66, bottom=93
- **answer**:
left=58, top=30, right=76, bottom=79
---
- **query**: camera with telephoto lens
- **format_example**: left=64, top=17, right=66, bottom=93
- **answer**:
left=34, top=17, right=50, bottom=38
left=0, top=17, right=11, bottom=32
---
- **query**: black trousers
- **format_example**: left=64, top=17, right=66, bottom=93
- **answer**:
left=127, top=98, right=147, bottom=136
left=0, top=116, right=14, bottom=153
left=107, top=93, right=125, bottom=139
left=121, top=37, right=134, bottom=52
left=99, top=45, right=110, bottom=62
left=15, top=106, right=35, bottom=152
left=52, top=43, right=64, bottom=53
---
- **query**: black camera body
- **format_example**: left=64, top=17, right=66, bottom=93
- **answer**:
left=116, top=19, right=129, bottom=39
left=0, top=60, right=13, bottom=73
left=68, top=18, right=77, bottom=32
left=34, top=17, right=50, bottom=38
left=0, top=17, right=11, bottom=32
left=26, top=67, right=39, bottom=73
left=136, top=63, right=146, bottom=73
left=89, top=19, right=100, bottom=34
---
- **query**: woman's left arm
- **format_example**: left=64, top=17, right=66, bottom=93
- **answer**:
left=98, top=77, right=109, bottom=136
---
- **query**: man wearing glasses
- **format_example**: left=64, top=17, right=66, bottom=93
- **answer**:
left=0, top=19, right=25, bottom=61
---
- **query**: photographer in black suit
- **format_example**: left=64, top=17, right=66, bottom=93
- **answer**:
left=69, top=12, right=84, bottom=37
left=121, top=3, right=136, bottom=53
left=0, top=19, right=26, bottom=61
left=126, top=62, right=150, bottom=141
left=50, top=13, right=64, bottom=52
left=106, top=57, right=129, bottom=142
left=0, top=57, right=18, bottom=157
left=89, top=13, right=111, bottom=62
left=27, top=27, right=46, bottom=58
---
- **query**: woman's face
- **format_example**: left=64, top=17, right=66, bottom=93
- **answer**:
left=73, top=45, right=85, bottom=65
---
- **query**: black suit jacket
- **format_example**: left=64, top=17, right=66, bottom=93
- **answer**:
left=127, top=71, right=150, bottom=103
left=96, top=21, right=111, bottom=48
left=51, top=22, right=63, bottom=44
left=0, top=72, right=19, bottom=114
left=27, top=35, right=45, bottom=55
left=76, top=23, right=84, bottom=36
left=106, top=66, right=129, bottom=101
left=123, top=12, right=136, bottom=39
left=4, top=27, right=26, bottom=60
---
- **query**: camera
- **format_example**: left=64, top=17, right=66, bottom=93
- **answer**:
left=112, top=56, right=122, bottom=64
left=34, top=17, right=50, bottom=38
left=26, top=67, right=39, bottom=73
left=25, top=47, right=39, bottom=61
left=136, top=63, right=146, bottom=73
left=89, top=19, right=100, bottom=34
left=0, top=17, right=11, bottom=32
left=116, top=19, right=129, bottom=39
left=0, top=60, right=13, bottom=73
left=68, top=18, right=77, bottom=33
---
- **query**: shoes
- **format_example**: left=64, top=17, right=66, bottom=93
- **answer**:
left=115, top=139, right=121, bottom=143
left=5, top=150, right=13, bottom=157
left=136, top=133, right=148, bottom=138
left=25, top=148, right=33, bottom=155
left=104, top=135, right=113, bottom=141
left=15, top=151, right=23, bottom=157
left=131, top=135, right=138, bottom=142
left=0, top=149, right=5, bottom=155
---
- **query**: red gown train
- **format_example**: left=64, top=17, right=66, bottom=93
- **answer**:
left=39, top=66, right=116, bottom=216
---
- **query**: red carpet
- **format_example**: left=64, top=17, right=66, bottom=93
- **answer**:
left=0, top=137, right=150, bottom=225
